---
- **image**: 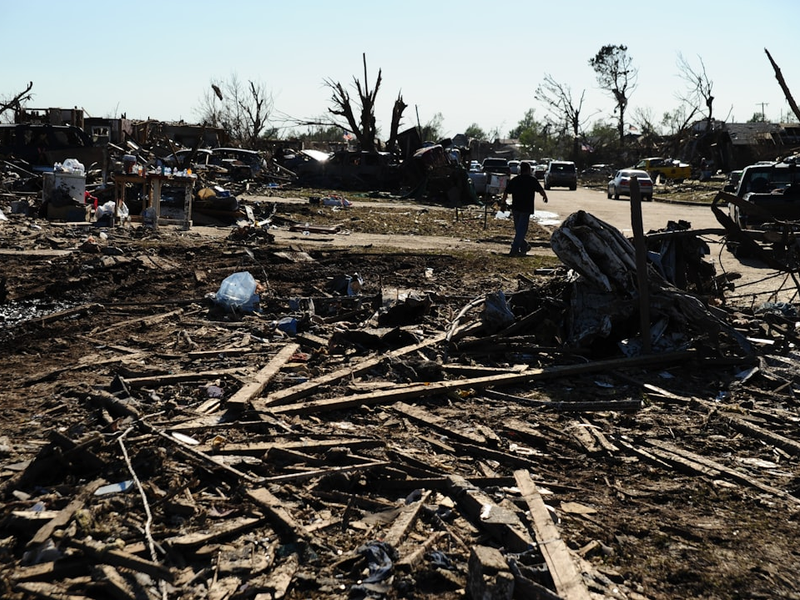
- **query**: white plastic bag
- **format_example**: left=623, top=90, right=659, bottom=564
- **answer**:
left=215, top=272, right=260, bottom=313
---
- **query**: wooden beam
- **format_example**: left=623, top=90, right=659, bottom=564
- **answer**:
left=66, top=537, right=173, bottom=582
left=381, top=490, right=432, bottom=549
left=447, top=475, right=534, bottom=553
left=270, top=352, right=693, bottom=416
left=226, top=343, right=300, bottom=409
left=246, top=488, right=310, bottom=541
left=27, top=478, right=106, bottom=549
left=514, top=469, right=593, bottom=600
left=255, top=333, right=446, bottom=409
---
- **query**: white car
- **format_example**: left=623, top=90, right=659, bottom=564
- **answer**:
left=508, top=160, right=520, bottom=175
left=608, top=169, right=654, bottom=201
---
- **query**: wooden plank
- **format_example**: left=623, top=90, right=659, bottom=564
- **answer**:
left=449, top=441, right=541, bottom=470
left=643, top=439, right=800, bottom=504
left=226, top=343, right=300, bottom=409
left=27, top=478, right=106, bottom=549
left=192, top=438, right=383, bottom=455
left=9, top=558, right=88, bottom=582
left=381, top=490, right=432, bottom=548
left=255, top=333, right=446, bottom=409
left=579, top=417, right=618, bottom=454
left=391, top=402, right=486, bottom=446
left=270, top=352, right=694, bottom=416
left=99, top=308, right=184, bottom=335
left=13, top=581, right=90, bottom=600
left=258, top=461, right=389, bottom=485
left=94, top=564, right=138, bottom=600
left=514, top=470, right=593, bottom=600
left=724, top=414, right=800, bottom=456
left=395, top=531, right=446, bottom=571
left=166, top=516, right=264, bottom=549
left=122, top=367, right=244, bottom=388
left=447, top=475, right=534, bottom=553
left=484, top=388, right=643, bottom=412
left=246, top=488, right=310, bottom=540
left=66, top=537, right=173, bottom=582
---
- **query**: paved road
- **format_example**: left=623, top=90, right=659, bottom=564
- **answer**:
left=531, top=186, right=721, bottom=234
left=242, top=188, right=795, bottom=305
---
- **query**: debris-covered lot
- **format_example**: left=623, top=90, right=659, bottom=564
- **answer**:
left=2, top=189, right=800, bottom=600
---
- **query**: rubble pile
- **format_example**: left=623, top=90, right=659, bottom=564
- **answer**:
left=1, top=202, right=800, bottom=600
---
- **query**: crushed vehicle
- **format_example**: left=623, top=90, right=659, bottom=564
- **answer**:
left=712, top=155, right=800, bottom=264
left=0, top=122, right=104, bottom=171
left=323, top=150, right=401, bottom=190
left=209, top=147, right=268, bottom=180
left=727, top=157, right=800, bottom=231
left=634, top=156, right=692, bottom=182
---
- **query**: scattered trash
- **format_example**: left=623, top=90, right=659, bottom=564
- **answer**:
left=94, top=480, right=135, bottom=496
left=214, top=271, right=260, bottom=314
left=172, top=432, right=200, bottom=445
left=481, top=291, right=515, bottom=333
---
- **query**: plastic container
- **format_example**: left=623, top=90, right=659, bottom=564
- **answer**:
left=214, top=272, right=260, bottom=313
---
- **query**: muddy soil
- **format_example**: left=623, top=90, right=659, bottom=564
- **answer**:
left=1, top=194, right=799, bottom=600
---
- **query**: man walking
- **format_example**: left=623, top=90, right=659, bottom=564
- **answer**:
left=501, top=161, right=548, bottom=256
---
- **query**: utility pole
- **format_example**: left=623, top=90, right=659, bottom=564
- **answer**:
left=756, top=102, right=769, bottom=121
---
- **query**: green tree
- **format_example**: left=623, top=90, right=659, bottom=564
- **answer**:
left=509, top=110, right=556, bottom=158
left=419, top=112, right=444, bottom=143
left=508, top=109, right=538, bottom=139
left=464, top=123, right=487, bottom=141
left=589, top=44, right=638, bottom=147
left=748, top=112, right=767, bottom=123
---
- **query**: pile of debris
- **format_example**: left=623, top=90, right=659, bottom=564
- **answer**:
left=1, top=207, right=800, bottom=600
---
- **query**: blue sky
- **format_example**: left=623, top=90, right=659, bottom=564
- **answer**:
left=2, top=0, right=798, bottom=139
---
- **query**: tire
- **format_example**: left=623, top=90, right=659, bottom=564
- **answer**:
left=544, top=183, right=551, bottom=190
left=612, top=186, right=620, bottom=200
left=607, top=188, right=613, bottom=199
left=569, top=184, right=577, bottom=191
left=644, top=194, right=653, bottom=202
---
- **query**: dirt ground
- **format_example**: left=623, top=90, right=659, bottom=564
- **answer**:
left=1, top=190, right=800, bottom=600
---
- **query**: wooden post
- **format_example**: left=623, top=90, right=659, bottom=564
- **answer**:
left=629, top=176, right=652, bottom=354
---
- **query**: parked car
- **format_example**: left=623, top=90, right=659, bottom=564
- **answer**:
left=607, top=169, right=654, bottom=201
left=469, top=160, right=482, bottom=172
left=581, top=164, right=615, bottom=179
left=508, top=160, right=520, bottom=175
left=544, top=160, right=577, bottom=190
left=634, top=157, right=692, bottom=183
left=532, top=163, right=546, bottom=180
left=481, top=157, right=510, bottom=176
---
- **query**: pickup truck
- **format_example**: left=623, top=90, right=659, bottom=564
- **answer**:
left=728, top=159, right=800, bottom=230
left=634, top=157, right=692, bottom=182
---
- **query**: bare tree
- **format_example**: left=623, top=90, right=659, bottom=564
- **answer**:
left=324, top=53, right=407, bottom=153
left=765, top=48, right=800, bottom=123
left=589, top=45, right=638, bottom=146
left=196, top=73, right=274, bottom=148
left=535, top=74, right=588, bottom=160
left=0, top=81, right=34, bottom=122
left=676, top=53, right=714, bottom=132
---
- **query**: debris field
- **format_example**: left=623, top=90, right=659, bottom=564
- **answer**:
left=1, top=192, right=800, bottom=600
